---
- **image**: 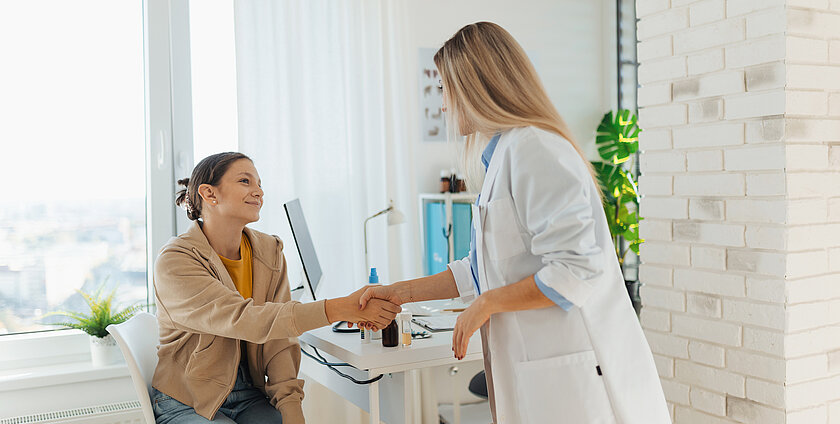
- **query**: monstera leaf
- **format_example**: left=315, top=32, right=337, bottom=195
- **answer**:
left=596, top=109, right=640, bottom=165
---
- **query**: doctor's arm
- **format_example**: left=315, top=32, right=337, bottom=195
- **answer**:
left=451, top=274, right=553, bottom=359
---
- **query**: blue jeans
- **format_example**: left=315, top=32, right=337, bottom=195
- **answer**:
left=152, top=361, right=284, bottom=424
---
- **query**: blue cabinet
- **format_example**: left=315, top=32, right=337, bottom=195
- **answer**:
left=419, top=193, right=477, bottom=276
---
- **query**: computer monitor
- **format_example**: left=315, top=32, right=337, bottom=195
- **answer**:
left=283, top=198, right=322, bottom=300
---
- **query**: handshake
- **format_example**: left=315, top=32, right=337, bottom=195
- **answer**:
left=325, top=284, right=406, bottom=331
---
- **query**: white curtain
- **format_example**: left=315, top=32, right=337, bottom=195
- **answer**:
left=233, top=0, right=418, bottom=299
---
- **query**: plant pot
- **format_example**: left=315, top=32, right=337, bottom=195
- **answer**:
left=90, top=334, right=123, bottom=367
left=625, top=280, right=642, bottom=317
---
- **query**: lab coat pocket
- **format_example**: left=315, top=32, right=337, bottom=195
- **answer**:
left=514, top=350, right=616, bottom=424
left=484, top=197, right=526, bottom=260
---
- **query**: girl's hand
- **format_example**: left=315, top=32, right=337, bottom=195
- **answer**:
left=452, top=296, right=491, bottom=360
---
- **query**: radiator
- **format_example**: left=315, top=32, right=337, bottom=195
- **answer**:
left=0, top=401, right=143, bottom=424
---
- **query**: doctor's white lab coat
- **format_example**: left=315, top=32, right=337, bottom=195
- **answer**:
left=448, top=127, right=670, bottom=424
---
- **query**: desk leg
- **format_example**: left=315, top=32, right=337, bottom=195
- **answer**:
left=403, top=369, right=421, bottom=424
left=369, top=374, right=380, bottom=424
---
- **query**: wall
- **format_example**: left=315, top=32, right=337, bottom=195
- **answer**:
left=636, top=0, right=840, bottom=422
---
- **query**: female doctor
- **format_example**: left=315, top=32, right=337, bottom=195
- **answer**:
left=359, top=22, right=670, bottom=423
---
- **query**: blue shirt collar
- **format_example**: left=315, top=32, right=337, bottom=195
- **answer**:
left=481, top=132, right=502, bottom=170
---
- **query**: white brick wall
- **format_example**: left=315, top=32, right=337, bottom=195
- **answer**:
left=637, top=1, right=840, bottom=422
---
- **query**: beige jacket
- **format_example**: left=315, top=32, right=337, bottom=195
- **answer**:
left=151, top=221, right=329, bottom=422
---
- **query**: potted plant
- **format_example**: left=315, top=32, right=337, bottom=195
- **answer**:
left=593, top=109, right=644, bottom=315
left=44, top=286, right=143, bottom=367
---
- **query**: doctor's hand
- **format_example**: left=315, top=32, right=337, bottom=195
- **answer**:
left=325, top=286, right=401, bottom=331
left=452, top=295, right=491, bottom=360
left=355, top=284, right=407, bottom=331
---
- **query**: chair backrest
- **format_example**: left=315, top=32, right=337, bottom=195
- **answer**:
left=107, top=312, right=159, bottom=424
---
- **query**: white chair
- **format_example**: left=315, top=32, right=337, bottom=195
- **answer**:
left=107, top=312, right=159, bottom=424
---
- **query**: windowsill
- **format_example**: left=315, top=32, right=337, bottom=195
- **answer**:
left=0, top=361, right=130, bottom=392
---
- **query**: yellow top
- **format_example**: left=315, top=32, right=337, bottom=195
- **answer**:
left=218, top=234, right=253, bottom=299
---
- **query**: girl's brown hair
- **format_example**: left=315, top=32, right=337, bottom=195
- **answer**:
left=175, top=152, right=252, bottom=220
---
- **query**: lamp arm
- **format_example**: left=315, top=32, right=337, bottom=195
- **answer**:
left=363, top=205, right=395, bottom=271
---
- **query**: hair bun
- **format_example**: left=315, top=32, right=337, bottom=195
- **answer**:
left=177, top=178, right=190, bottom=187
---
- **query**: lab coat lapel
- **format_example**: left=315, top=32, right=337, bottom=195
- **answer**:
left=475, top=132, right=508, bottom=294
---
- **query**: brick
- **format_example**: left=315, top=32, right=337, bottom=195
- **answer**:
left=676, top=360, right=746, bottom=396
left=639, top=57, right=688, bottom=85
left=727, top=249, right=786, bottom=276
left=787, top=0, right=829, bottom=7
left=638, top=8, right=689, bottom=40
left=674, top=221, right=745, bottom=246
left=675, top=175, right=745, bottom=196
left=691, top=246, right=726, bottom=270
left=832, top=93, right=840, bottom=116
left=789, top=199, right=828, bottom=225
left=727, top=0, right=785, bottom=17
left=725, top=35, right=786, bottom=68
left=688, top=49, right=724, bottom=76
left=675, top=268, right=745, bottom=297
left=641, top=197, right=688, bottom=220
left=640, top=150, right=685, bottom=173
left=687, top=150, right=722, bottom=172
left=674, top=19, right=745, bottom=54
left=746, top=173, right=786, bottom=196
left=787, top=65, right=840, bottom=90
left=646, top=330, right=690, bottom=358
left=785, top=118, right=840, bottom=142
left=726, top=395, right=785, bottom=424
left=788, top=173, right=840, bottom=199
left=787, top=8, right=840, bottom=39
left=788, top=224, right=840, bottom=251
left=787, top=407, right=827, bottom=424
left=746, top=276, right=786, bottom=303
left=725, top=91, right=786, bottom=119
left=787, top=302, right=831, bottom=332
left=744, top=327, right=784, bottom=357
left=830, top=349, right=840, bottom=372
left=786, top=91, right=829, bottom=116
left=724, top=145, right=785, bottom=171
left=638, top=83, right=672, bottom=107
left=786, top=375, right=840, bottom=409
left=639, top=129, right=672, bottom=150
left=832, top=146, right=840, bottom=169
left=723, top=299, right=786, bottom=330
left=787, top=275, right=836, bottom=304
left=640, top=308, right=671, bottom=332
left=688, top=99, right=724, bottom=123
left=787, top=145, right=829, bottom=171
left=830, top=197, right=840, bottom=221
left=639, top=103, right=687, bottom=128
left=640, top=219, right=672, bottom=241
left=689, top=198, right=725, bottom=221
left=637, top=35, right=673, bottom=62
left=745, top=7, right=786, bottom=39
left=787, top=36, right=829, bottom=64
left=653, top=355, right=674, bottom=379
left=662, top=379, right=691, bottom=405
left=675, top=406, right=731, bottom=424
left=690, top=0, right=724, bottom=26
left=673, top=122, right=743, bottom=148
left=641, top=241, right=691, bottom=266
left=745, top=225, right=786, bottom=250
left=639, top=175, right=673, bottom=196
left=673, top=72, right=745, bottom=101
left=673, top=315, right=742, bottom=346
left=745, top=117, right=784, bottom=144
left=689, top=340, right=726, bottom=367
left=832, top=40, right=840, bottom=64
left=787, top=250, right=829, bottom=278
left=787, top=354, right=829, bottom=384
left=687, top=293, right=722, bottom=317
left=746, top=378, right=784, bottom=409
left=832, top=248, right=840, bottom=272
left=745, top=62, right=785, bottom=92
left=726, top=199, right=786, bottom=224
left=831, top=402, right=840, bottom=424
left=691, top=387, right=726, bottom=416
left=636, top=0, right=670, bottom=18
left=640, top=264, right=674, bottom=287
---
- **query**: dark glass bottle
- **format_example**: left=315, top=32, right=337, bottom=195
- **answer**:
left=381, top=319, right=399, bottom=347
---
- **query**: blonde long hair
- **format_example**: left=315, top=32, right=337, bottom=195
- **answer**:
left=433, top=22, right=598, bottom=191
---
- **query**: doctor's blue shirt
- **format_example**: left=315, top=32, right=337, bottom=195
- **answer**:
left=469, top=132, right=573, bottom=311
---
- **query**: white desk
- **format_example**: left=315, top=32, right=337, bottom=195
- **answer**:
left=299, top=326, right=483, bottom=424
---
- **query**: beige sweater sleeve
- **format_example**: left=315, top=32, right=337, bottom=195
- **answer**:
left=153, top=247, right=329, bottom=343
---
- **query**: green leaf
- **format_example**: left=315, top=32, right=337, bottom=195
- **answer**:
left=595, top=109, right=641, bottom=164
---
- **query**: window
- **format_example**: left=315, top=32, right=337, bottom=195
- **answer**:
left=0, top=0, right=146, bottom=335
